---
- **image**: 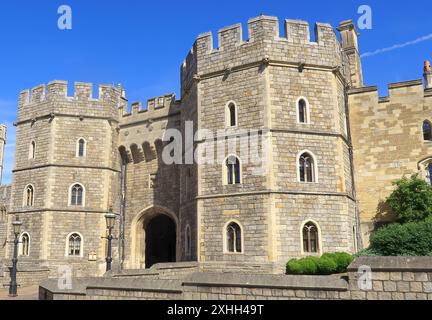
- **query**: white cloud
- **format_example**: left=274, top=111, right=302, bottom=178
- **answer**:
left=361, top=33, right=432, bottom=58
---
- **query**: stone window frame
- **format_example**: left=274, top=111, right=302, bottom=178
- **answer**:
left=65, top=231, right=84, bottom=258
left=29, top=140, right=36, bottom=160
left=225, top=100, right=238, bottom=128
left=68, top=183, right=86, bottom=207
left=76, top=137, right=87, bottom=158
left=296, top=96, right=311, bottom=125
left=19, top=232, right=31, bottom=257
left=296, top=150, right=319, bottom=183
left=185, top=224, right=192, bottom=257
left=300, top=219, right=322, bottom=256
left=417, top=157, right=432, bottom=185
left=223, top=219, right=244, bottom=255
left=223, top=154, right=242, bottom=186
left=23, top=184, right=35, bottom=207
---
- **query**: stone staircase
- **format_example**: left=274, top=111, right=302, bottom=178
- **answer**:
left=108, top=261, right=199, bottom=281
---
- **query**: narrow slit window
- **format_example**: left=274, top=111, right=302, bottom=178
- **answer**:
left=298, top=99, right=307, bottom=123
left=227, top=222, right=242, bottom=253
left=226, top=156, right=241, bottom=185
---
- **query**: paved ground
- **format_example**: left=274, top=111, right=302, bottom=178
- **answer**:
left=0, top=286, right=39, bottom=300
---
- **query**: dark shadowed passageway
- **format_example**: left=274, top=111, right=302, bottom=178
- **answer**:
left=145, top=214, right=176, bottom=268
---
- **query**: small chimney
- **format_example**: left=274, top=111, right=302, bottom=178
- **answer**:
left=424, top=60, right=432, bottom=89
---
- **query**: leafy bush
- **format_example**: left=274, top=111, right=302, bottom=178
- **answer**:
left=354, top=248, right=380, bottom=257
left=316, top=257, right=338, bottom=275
left=286, top=252, right=353, bottom=275
left=286, top=257, right=318, bottom=275
left=369, top=218, right=432, bottom=256
left=386, top=174, right=432, bottom=223
left=324, top=252, right=354, bottom=273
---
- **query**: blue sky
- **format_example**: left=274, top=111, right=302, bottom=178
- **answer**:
left=0, top=0, right=431, bottom=184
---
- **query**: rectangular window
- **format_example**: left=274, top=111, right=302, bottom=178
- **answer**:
left=79, top=143, right=84, bottom=157
left=227, top=165, right=234, bottom=185
left=77, top=192, right=82, bottom=206
left=149, top=174, right=157, bottom=188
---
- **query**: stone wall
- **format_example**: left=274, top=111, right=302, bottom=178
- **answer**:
left=349, top=81, right=432, bottom=245
left=6, top=81, right=121, bottom=277
left=118, top=94, right=182, bottom=269
left=0, top=124, right=6, bottom=185
left=0, top=185, right=10, bottom=263
left=192, top=16, right=358, bottom=270
left=39, top=257, right=432, bottom=300
left=0, top=263, right=50, bottom=288
left=347, top=256, right=432, bottom=300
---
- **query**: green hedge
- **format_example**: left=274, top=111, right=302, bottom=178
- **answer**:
left=286, top=253, right=354, bottom=275
left=369, top=218, right=432, bottom=256
left=354, top=248, right=380, bottom=257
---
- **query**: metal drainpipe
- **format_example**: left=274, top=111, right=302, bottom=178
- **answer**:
left=343, top=79, right=364, bottom=252
left=119, top=161, right=127, bottom=270
left=117, top=87, right=127, bottom=271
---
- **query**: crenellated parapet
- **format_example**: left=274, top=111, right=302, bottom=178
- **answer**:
left=17, top=81, right=121, bottom=123
left=119, top=93, right=182, bottom=165
left=120, top=93, right=181, bottom=126
left=181, top=48, right=197, bottom=96
left=0, top=124, right=6, bottom=142
left=181, top=15, right=348, bottom=93
left=348, top=79, right=432, bottom=106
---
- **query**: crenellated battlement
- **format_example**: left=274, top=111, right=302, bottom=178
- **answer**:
left=119, top=93, right=181, bottom=126
left=181, top=15, right=345, bottom=94
left=17, top=81, right=121, bottom=122
left=19, top=81, right=120, bottom=106
left=193, top=16, right=338, bottom=53
left=0, top=124, right=6, bottom=142
left=348, top=79, right=431, bottom=105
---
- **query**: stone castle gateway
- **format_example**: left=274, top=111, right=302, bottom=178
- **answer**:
left=1, top=15, right=432, bottom=279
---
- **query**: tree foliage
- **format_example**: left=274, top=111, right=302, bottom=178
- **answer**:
left=386, top=174, right=432, bottom=223
left=369, top=218, right=432, bottom=256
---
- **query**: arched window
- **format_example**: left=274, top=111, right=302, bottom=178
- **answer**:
left=298, top=99, right=307, bottom=123
left=20, top=233, right=30, bottom=256
left=299, top=152, right=315, bottom=183
left=29, top=141, right=36, bottom=159
left=226, top=222, right=242, bottom=253
left=185, top=225, right=192, bottom=257
left=424, top=121, right=432, bottom=141
left=67, top=233, right=82, bottom=257
left=24, top=185, right=34, bottom=207
left=226, top=102, right=237, bottom=128
left=77, top=138, right=86, bottom=157
left=302, top=222, right=319, bottom=254
left=70, top=184, right=84, bottom=206
left=225, top=155, right=241, bottom=185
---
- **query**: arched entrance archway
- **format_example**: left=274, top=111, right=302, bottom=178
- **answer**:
left=129, top=206, right=179, bottom=269
left=145, top=214, right=176, bottom=268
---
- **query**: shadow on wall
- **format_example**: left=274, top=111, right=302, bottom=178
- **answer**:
left=373, top=200, right=397, bottom=230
